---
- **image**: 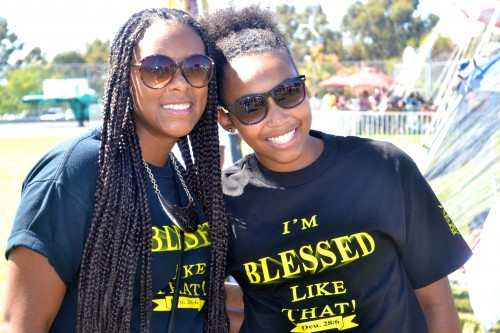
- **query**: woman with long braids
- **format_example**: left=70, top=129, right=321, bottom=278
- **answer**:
left=4, top=8, right=228, bottom=333
left=200, top=5, right=471, bottom=333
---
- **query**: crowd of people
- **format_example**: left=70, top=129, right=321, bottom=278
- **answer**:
left=310, top=88, right=437, bottom=112
left=3, top=4, right=470, bottom=333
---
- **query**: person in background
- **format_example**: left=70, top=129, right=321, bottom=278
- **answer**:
left=308, top=88, right=322, bottom=111
left=321, top=90, right=337, bottom=110
left=3, top=8, right=229, bottom=333
left=377, top=88, right=389, bottom=112
left=359, top=89, right=374, bottom=111
left=336, top=90, right=347, bottom=110
left=201, top=5, right=472, bottom=333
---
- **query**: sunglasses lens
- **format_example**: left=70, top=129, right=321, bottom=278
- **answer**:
left=225, top=75, right=306, bottom=125
left=140, top=55, right=175, bottom=89
left=231, top=96, right=267, bottom=125
left=273, top=77, right=306, bottom=108
left=181, top=54, right=214, bottom=88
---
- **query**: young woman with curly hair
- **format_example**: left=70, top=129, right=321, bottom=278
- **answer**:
left=201, top=5, right=471, bottom=333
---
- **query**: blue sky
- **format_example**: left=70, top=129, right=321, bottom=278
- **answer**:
left=2, top=0, right=495, bottom=60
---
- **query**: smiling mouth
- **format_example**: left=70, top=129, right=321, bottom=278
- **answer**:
left=161, top=103, right=191, bottom=110
left=266, top=129, right=296, bottom=144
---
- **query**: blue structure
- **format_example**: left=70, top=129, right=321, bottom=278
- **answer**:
left=22, top=78, right=97, bottom=127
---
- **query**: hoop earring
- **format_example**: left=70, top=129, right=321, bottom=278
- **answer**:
left=227, top=127, right=233, bottom=133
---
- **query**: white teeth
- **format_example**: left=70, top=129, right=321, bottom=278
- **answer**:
left=162, top=103, right=190, bottom=110
left=266, top=129, right=295, bottom=144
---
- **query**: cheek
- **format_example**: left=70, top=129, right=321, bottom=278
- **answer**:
left=293, top=100, right=312, bottom=122
left=201, top=89, right=209, bottom=105
left=197, top=88, right=209, bottom=112
left=303, top=104, right=313, bottom=123
left=234, top=125, right=260, bottom=144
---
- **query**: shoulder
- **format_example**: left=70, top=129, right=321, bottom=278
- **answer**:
left=311, top=130, right=400, bottom=159
left=23, top=127, right=101, bottom=192
left=313, top=131, right=420, bottom=179
left=334, top=134, right=414, bottom=165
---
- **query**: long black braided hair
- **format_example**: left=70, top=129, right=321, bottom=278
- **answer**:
left=199, top=4, right=297, bottom=98
left=77, top=8, right=228, bottom=333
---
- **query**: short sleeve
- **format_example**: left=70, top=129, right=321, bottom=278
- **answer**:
left=398, top=156, right=472, bottom=288
left=6, top=179, right=92, bottom=286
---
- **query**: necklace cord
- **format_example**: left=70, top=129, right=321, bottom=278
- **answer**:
left=142, top=155, right=199, bottom=233
left=143, top=155, right=193, bottom=204
left=169, top=154, right=194, bottom=204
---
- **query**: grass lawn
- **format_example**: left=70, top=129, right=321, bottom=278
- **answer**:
left=0, top=131, right=498, bottom=331
left=0, top=134, right=73, bottom=323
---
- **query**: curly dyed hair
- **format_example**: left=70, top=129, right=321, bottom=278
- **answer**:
left=77, top=8, right=228, bottom=333
left=199, top=4, right=297, bottom=96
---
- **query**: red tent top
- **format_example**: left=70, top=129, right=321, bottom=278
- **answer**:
left=318, top=67, right=394, bottom=89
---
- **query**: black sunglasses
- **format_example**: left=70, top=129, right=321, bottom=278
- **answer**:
left=131, top=54, right=214, bottom=89
left=219, top=75, right=306, bottom=125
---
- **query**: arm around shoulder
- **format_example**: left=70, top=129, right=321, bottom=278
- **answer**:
left=3, top=246, right=67, bottom=333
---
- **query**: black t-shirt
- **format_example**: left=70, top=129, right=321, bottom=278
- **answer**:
left=222, top=130, right=472, bottom=333
left=6, top=127, right=211, bottom=332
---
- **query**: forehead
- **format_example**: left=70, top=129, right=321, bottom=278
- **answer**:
left=135, top=20, right=205, bottom=60
left=221, top=53, right=296, bottom=103
left=226, top=53, right=294, bottom=83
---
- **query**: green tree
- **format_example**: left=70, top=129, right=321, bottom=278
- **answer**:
left=432, top=35, right=455, bottom=61
left=275, top=4, right=344, bottom=91
left=0, top=64, right=52, bottom=115
left=276, top=4, right=344, bottom=63
left=51, top=51, right=87, bottom=79
left=52, top=50, right=86, bottom=64
left=0, top=17, right=24, bottom=68
left=14, top=47, right=48, bottom=68
left=82, top=39, right=109, bottom=99
left=84, top=39, right=110, bottom=64
left=341, top=0, right=439, bottom=60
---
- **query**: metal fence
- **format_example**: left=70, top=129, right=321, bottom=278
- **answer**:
left=311, top=110, right=436, bottom=166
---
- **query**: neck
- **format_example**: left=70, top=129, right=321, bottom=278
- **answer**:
left=139, top=139, right=176, bottom=167
left=142, top=151, right=171, bottom=167
left=136, top=126, right=177, bottom=167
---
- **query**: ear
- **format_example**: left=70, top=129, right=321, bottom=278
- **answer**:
left=217, top=106, right=236, bottom=132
